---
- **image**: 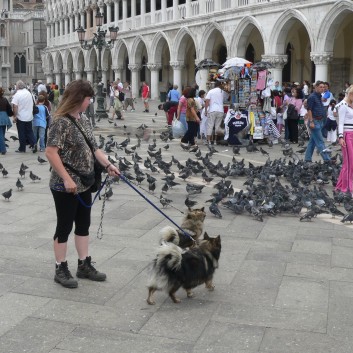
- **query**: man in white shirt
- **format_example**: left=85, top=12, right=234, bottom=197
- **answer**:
left=12, top=80, right=36, bottom=152
left=204, top=80, right=225, bottom=144
left=37, top=80, right=47, bottom=94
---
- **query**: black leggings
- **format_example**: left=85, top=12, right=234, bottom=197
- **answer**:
left=51, top=189, right=92, bottom=243
left=181, top=121, right=199, bottom=145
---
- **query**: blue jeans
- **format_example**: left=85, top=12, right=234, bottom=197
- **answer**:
left=33, top=126, right=46, bottom=150
left=304, top=120, right=330, bottom=161
left=0, top=126, right=6, bottom=153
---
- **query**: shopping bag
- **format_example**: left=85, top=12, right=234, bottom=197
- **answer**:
left=172, top=119, right=186, bottom=138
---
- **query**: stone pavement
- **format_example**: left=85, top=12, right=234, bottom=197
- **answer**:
left=1, top=99, right=353, bottom=353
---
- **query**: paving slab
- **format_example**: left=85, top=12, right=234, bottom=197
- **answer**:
left=2, top=99, right=353, bottom=352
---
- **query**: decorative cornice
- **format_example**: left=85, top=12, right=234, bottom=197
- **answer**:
left=128, top=64, right=141, bottom=72
left=170, top=61, right=185, bottom=69
left=310, top=52, right=333, bottom=65
left=261, top=54, right=288, bottom=69
left=147, top=63, right=162, bottom=71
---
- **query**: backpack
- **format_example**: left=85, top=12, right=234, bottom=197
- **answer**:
left=48, top=90, right=54, bottom=102
left=118, top=91, right=125, bottom=102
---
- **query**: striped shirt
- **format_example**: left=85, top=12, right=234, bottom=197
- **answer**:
left=337, top=101, right=353, bottom=136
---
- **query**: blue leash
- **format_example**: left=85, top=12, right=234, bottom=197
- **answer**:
left=119, top=174, right=194, bottom=242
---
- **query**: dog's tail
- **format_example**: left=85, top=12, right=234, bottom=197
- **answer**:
left=159, top=226, right=180, bottom=245
left=156, top=241, right=183, bottom=271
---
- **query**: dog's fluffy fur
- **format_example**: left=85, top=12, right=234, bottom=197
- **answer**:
left=159, top=207, right=206, bottom=248
left=147, top=232, right=221, bottom=305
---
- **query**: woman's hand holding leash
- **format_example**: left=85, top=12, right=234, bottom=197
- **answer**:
left=63, top=177, right=77, bottom=194
left=106, top=163, right=120, bottom=177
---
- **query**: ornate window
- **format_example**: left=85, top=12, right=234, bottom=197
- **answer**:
left=0, top=24, right=5, bottom=38
left=14, top=53, right=26, bottom=74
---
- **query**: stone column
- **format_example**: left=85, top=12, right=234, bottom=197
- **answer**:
left=170, top=61, right=184, bottom=94
left=199, top=0, right=206, bottom=14
left=161, top=0, right=167, bottom=22
left=63, top=70, right=71, bottom=86
left=122, top=0, right=127, bottom=30
left=58, top=18, right=62, bottom=36
left=74, top=70, right=82, bottom=80
left=310, top=52, right=333, bottom=83
left=173, top=0, right=179, bottom=20
left=214, top=0, right=221, bottom=11
left=80, top=11, right=85, bottom=27
left=112, top=66, right=124, bottom=81
left=102, top=68, right=108, bottom=89
left=86, top=69, right=94, bottom=84
left=92, top=7, right=97, bottom=28
left=86, top=8, right=91, bottom=28
left=185, top=0, right=191, bottom=17
left=69, top=15, right=74, bottom=33
left=131, top=0, right=136, bottom=18
left=141, top=0, right=145, bottom=26
left=114, top=0, right=119, bottom=24
left=46, top=25, right=51, bottom=42
left=128, top=64, right=141, bottom=98
left=261, top=54, right=288, bottom=87
left=150, top=0, right=156, bottom=24
left=106, top=1, right=112, bottom=24
left=54, top=71, right=62, bottom=87
left=148, top=63, right=162, bottom=100
left=45, top=71, right=53, bottom=84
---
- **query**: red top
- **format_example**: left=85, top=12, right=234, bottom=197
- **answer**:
left=142, top=85, right=149, bottom=99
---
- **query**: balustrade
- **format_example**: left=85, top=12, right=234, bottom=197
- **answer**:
left=178, top=4, right=186, bottom=18
left=191, top=1, right=199, bottom=16
left=206, top=0, right=215, bottom=13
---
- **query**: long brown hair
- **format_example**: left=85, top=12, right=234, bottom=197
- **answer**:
left=54, top=80, right=94, bottom=119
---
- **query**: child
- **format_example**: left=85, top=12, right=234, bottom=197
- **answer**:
left=326, top=99, right=337, bottom=144
left=32, top=95, right=49, bottom=152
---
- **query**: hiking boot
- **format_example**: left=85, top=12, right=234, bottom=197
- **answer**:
left=54, top=261, right=78, bottom=288
left=76, top=256, right=106, bottom=281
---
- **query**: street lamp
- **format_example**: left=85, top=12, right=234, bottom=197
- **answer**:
left=76, top=10, right=119, bottom=120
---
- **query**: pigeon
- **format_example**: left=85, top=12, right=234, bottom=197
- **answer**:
left=29, top=171, right=41, bottom=182
left=2, top=189, right=12, bottom=201
left=180, top=143, right=190, bottom=151
left=155, top=113, right=158, bottom=117
left=160, top=195, right=172, bottom=208
left=185, top=197, right=197, bottom=208
left=20, top=162, right=29, bottom=170
left=163, top=144, right=169, bottom=150
left=16, top=178, right=24, bottom=191
left=341, top=212, right=353, bottom=224
left=2, top=168, right=8, bottom=177
left=19, top=168, right=26, bottom=178
left=148, top=182, right=156, bottom=193
left=233, top=146, right=240, bottom=155
left=329, top=206, right=345, bottom=218
left=260, top=147, right=269, bottom=156
left=300, top=209, right=317, bottom=222
left=0, top=162, right=3, bottom=170
left=152, top=118, right=156, bottom=123
left=37, top=155, right=47, bottom=164
left=209, top=202, right=222, bottom=218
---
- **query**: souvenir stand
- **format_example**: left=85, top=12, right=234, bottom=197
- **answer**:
left=222, top=59, right=279, bottom=143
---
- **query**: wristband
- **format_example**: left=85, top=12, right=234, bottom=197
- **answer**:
left=105, top=163, right=112, bottom=170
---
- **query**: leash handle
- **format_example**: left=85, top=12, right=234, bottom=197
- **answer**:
left=51, top=176, right=108, bottom=208
left=120, top=175, right=194, bottom=242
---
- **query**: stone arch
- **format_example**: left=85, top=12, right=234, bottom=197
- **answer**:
left=113, top=39, right=130, bottom=67
left=317, top=0, right=353, bottom=52
left=150, top=31, right=171, bottom=64
left=172, top=27, right=198, bottom=63
left=130, top=35, right=149, bottom=65
left=268, top=9, right=314, bottom=55
left=230, top=16, right=266, bottom=58
left=54, top=51, right=64, bottom=72
left=199, top=22, right=227, bottom=65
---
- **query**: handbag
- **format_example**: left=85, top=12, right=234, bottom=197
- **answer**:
left=66, top=115, right=104, bottom=193
left=31, top=94, right=39, bottom=115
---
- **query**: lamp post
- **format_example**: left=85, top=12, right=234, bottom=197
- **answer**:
left=76, top=11, right=119, bottom=120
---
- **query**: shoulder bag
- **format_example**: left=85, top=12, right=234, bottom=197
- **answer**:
left=66, top=115, right=104, bottom=193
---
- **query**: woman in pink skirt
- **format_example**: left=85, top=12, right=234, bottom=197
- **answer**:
left=336, top=86, right=353, bottom=193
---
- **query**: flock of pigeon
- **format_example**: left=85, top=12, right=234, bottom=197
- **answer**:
left=2, top=122, right=353, bottom=226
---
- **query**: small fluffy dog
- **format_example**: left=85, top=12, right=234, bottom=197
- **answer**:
left=160, top=207, right=206, bottom=248
left=147, top=232, right=221, bottom=305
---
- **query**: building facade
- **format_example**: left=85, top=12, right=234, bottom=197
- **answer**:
left=43, top=0, right=353, bottom=98
left=0, top=0, right=46, bottom=89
